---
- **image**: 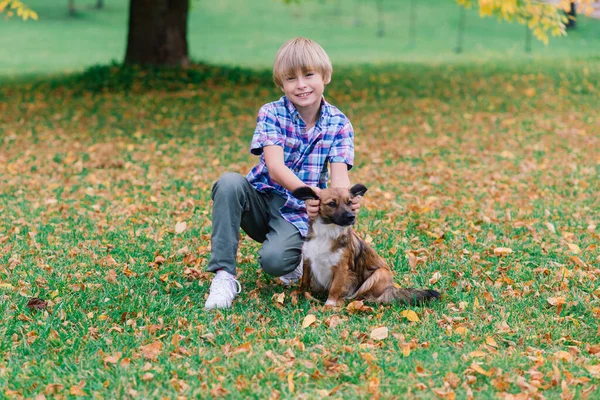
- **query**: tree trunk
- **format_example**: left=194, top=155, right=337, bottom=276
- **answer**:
left=566, top=2, right=576, bottom=30
left=124, top=0, right=189, bottom=67
left=68, top=0, right=76, bottom=16
left=96, top=0, right=104, bottom=9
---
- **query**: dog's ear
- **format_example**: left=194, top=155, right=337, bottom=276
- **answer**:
left=292, top=186, right=319, bottom=201
left=350, top=184, right=368, bottom=198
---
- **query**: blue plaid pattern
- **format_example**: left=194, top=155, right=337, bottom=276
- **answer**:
left=246, top=95, right=354, bottom=237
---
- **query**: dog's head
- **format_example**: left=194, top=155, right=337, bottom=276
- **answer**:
left=292, top=184, right=368, bottom=226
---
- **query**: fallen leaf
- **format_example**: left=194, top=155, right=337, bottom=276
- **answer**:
left=370, top=326, right=389, bottom=340
left=103, top=352, right=122, bottom=364
left=470, top=363, right=493, bottom=376
left=346, top=300, right=374, bottom=313
left=69, top=386, right=87, bottom=396
left=401, top=310, right=420, bottom=322
left=175, top=221, right=187, bottom=234
left=141, top=341, right=163, bottom=360
left=548, top=296, right=566, bottom=306
left=555, top=350, right=573, bottom=362
left=287, top=371, right=294, bottom=394
left=566, top=243, right=581, bottom=254
left=429, top=271, right=441, bottom=285
left=302, top=314, right=317, bottom=328
left=273, top=292, right=285, bottom=305
left=26, top=297, right=48, bottom=311
left=142, top=373, right=154, bottom=381
left=545, top=221, right=556, bottom=233
left=493, top=247, right=513, bottom=256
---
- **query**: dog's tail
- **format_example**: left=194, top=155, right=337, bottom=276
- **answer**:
left=378, top=287, right=440, bottom=305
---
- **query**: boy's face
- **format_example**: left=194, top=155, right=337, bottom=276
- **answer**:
left=280, top=70, right=330, bottom=111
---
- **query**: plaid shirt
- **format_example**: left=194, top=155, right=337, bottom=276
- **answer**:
left=246, top=95, right=354, bottom=237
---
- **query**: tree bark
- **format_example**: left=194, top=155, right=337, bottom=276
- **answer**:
left=566, top=2, right=576, bottom=30
left=124, top=0, right=189, bottom=67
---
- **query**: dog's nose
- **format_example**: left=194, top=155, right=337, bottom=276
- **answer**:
left=344, top=213, right=355, bottom=225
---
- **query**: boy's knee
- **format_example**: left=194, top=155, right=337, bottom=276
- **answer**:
left=259, top=246, right=301, bottom=277
left=212, top=172, right=247, bottom=200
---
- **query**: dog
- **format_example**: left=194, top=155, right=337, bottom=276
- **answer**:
left=292, top=184, right=440, bottom=307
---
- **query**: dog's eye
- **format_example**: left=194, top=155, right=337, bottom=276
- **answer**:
left=327, top=201, right=336, bottom=207
left=347, top=200, right=352, bottom=206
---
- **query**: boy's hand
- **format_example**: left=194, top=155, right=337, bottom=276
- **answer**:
left=350, top=196, right=361, bottom=213
left=306, top=187, right=321, bottom=219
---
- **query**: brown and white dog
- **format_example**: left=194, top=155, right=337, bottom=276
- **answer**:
left=292, top=184, right=440, bottom=307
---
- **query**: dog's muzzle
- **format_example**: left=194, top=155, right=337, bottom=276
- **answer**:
left=334, top=212, right=356, bottom=226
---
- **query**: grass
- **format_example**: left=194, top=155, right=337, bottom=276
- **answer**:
left=1, top=0, right=600, bottom=76
left=0, top=60, right=599, bottom=398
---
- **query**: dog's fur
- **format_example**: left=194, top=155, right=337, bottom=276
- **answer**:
left=292, top=184, right=440, bottom=307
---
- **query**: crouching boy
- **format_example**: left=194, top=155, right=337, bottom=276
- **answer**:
left=204, top=37, right=360, bottom=309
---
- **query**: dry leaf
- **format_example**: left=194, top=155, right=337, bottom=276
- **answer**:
left=302, top=314, right=317, bottom=328
left=401, top=310, right=420, bottom=322
left=273, top=292, right=285, bottom=305
left=370, top=326, right=389, bottom=340
left=141, top=341, right=163, bottom=360
left=69, top=386, right=87, bottom=396
left=566, top=243, right=581, bottom=254
left=548, top=296, right=566, bottom=306
left=142, top=373, right=154, bottom=381
left=26, top=297, right=48, bottom=311
left=493, top=247, right=513, bottom=256
left=287, top=371, right=294, bottom=394
left=103, top=352, right=122, bottom=364
left=545, top=221, right=556, bottom=233
left=175, top=221, right=187, bottom=234
left=429, top=271, right=441, bottom=285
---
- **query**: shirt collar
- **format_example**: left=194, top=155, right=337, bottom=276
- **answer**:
left=283, top=96, right=331, bottom=122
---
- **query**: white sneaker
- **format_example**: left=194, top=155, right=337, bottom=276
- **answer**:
left=279, top=257, right=303, bottom=285
left=204, top=270, right=242, bottom=309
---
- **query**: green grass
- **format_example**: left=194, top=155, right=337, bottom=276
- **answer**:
left=0, top=61, right=599, bottom=398
left=1, top=0, right=600, bottom=76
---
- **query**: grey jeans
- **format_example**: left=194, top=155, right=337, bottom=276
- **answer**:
left=206, top=172, right=303, bottom=277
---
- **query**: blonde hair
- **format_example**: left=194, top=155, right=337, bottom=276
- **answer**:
left=273, top=37, right=333, bottom=88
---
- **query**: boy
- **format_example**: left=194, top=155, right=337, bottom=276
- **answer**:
left=204, top=37, right=360, bottom=309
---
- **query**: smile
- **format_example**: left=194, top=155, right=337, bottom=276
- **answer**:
left=296, top=92, right=313, bottom=98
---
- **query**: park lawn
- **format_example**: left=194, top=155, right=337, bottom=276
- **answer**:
left=2, top=0, right=600, bottom=76
left=0, top=61, right=599, bottom=398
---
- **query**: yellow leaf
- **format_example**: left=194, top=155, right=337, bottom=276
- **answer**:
left=470, top=363, right=492, bottom=376
left=401, top=310, right=420, bottom=322
left=401, top=343, right=411, bottom=357
left=455, top=326, right=469, bottom=336
left=0, top=283, right=14, bottom=290
left=287, top=371, right=294, bottom=393
left=302, top=314, right=317, bottom=328
left=486, top=336, right=498, bottom=347
left=370, top=326, right=388, bottom=340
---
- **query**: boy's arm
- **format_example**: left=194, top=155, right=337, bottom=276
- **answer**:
left=330, top=162, right=360, bottom=212
left=330, top=162, right=351, bottom=188
left=263, top=145, right=321, bottom=217
left=263, top=145, right=306, bottom=192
